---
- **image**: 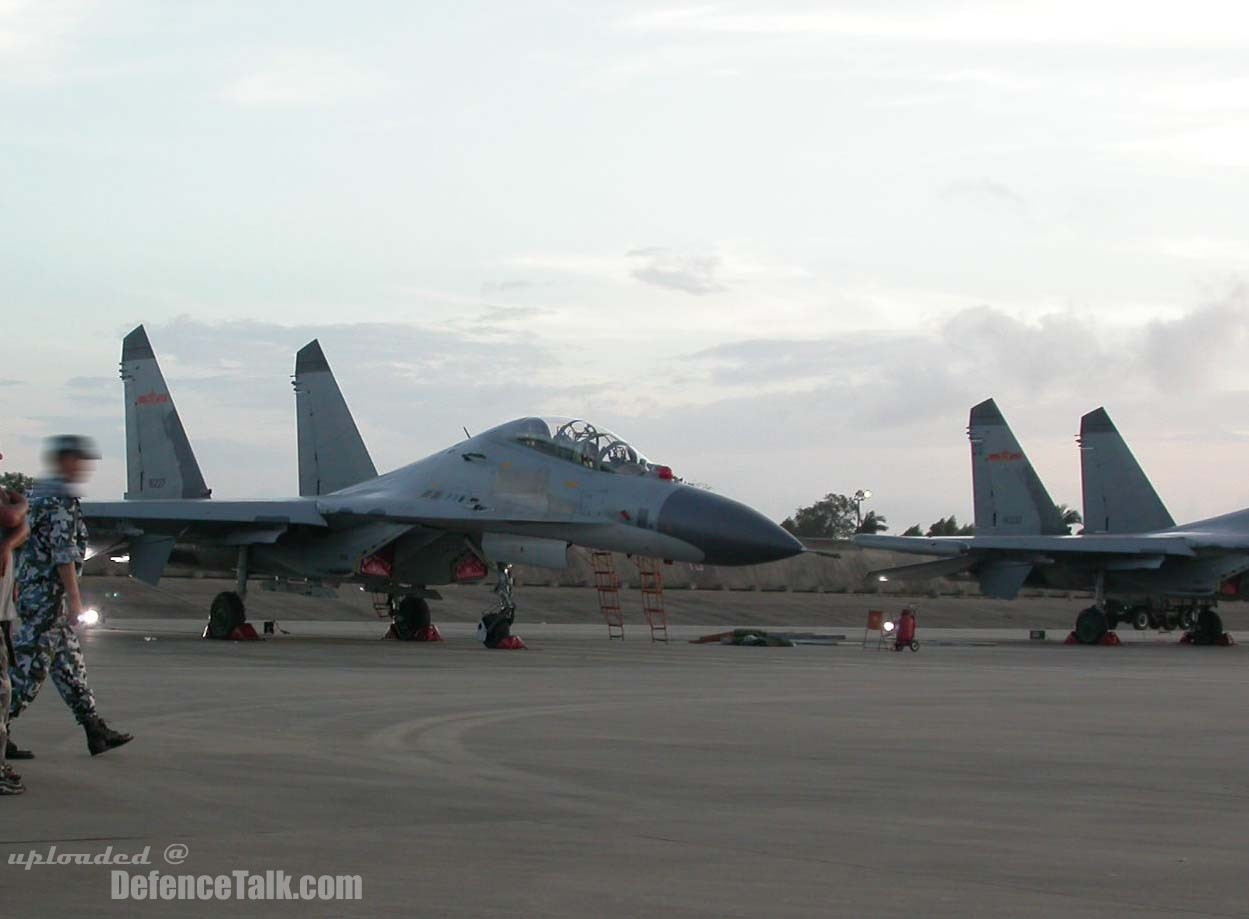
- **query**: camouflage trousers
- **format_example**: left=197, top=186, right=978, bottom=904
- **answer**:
left=8, top=602, right=97, bottom=725
left=0, top=624, right=10, bottom=763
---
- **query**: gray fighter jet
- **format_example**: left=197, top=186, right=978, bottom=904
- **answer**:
left=854, top=399, right=1248, bottom=644
left=84, top=327, right=803, bottom=643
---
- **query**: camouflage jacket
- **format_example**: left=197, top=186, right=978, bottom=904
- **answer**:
left=16, top=477, right=88, bottom=612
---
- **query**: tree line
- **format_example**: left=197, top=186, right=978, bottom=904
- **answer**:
left=780, top=493, right=1082, bottom=539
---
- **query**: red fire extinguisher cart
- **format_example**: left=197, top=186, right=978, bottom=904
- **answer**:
left=894, top=608, right=919, bottom=652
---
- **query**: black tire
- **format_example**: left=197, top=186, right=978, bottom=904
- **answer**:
left=479, top=611, right=511, bottom=648
left=909, top=641, right=920, bottom=652
left=1194, top=607, right=1224, bottom=645
left=208, top=592, right=246, bottom=639
left=1178, top=608, right=1197, bottom=631
left=1074, top=607, right=1109, bottom=645
left=1162, top=611, right=1178, bottom=632
left=394, top=596, right=432, bottom=641
left=1132, top=608, right=1150, bottom=631
left=1105, top=611, right=1119, bottom=630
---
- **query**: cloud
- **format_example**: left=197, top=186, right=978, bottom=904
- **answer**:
left=939, top=179, right=1027, bottom=213
left=627, top=247, right=725, bottom=295
left=0, top=0, right=88, bottom=84
left=1142, top=288, right=1249, bottom=390
left=0, top=378, right=21, bottom=387
left=226, top=50, right=390, bottom=107
left=620, top=4, right=1249, bottom=47
left=480, top=280, right=538, bottom=295
left=681, top=291, right=1249, bottom=436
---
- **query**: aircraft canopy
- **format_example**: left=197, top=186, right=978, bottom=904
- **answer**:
left=500, top=417, right=657, bottom=475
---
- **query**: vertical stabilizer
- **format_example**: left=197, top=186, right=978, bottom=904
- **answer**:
left=294, top=340, right=377, bottom=496
left=968, top=399, right=1066, bottom=535
left=121, top=326, right=211, bottom=500
left=1079, top=407, right=1174, bottom=534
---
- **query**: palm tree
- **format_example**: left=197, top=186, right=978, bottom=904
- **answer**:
left=1055, top=504, right=1082, bottom=534
left=855, top=510, right=889, bottom=535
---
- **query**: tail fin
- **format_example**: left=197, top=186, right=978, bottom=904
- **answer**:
left=1079, top=407, right=1174, bottom=533
left=121, top=326, right=211, bottom=500
left=968, top=398, right=1066, bottom=535
left=293, top=340, right=377, bottom=496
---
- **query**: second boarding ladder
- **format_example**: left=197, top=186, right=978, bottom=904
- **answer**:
left=636, top=557, right=670, bottom=643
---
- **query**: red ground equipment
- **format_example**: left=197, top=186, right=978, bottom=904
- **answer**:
left=894, top=608, right=919, bottom=652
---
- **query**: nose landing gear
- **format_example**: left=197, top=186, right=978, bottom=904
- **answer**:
left=477, top=564, right=524, bottom=649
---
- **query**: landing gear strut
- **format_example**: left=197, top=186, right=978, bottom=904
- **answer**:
left=382, top=592, right=442, bottom=641
left=1189, top=605, right=1226, bottom=645
left=205, top=546, right=257, bottom=640
left=1071, top=571, right=1110, bottom=645
left=477, top=564, right=519, bottom=648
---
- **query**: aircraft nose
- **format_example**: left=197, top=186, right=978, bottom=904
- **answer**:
left=657, top=487, right=804, bottom=566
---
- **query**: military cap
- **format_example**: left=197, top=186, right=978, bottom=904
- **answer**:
left=44, top=434, right=101, bottom=459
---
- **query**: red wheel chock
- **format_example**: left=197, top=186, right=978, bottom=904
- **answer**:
left=1179, top=631, right=1236, bottom=646
left=201, top=623, right=262, bottom=640
left=493, top=635, right=527, bottom=650
left=1063, top=631, right=1120, bottom=646
left=383, top=624, right=444, bottom=642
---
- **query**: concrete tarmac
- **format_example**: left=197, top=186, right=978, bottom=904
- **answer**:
left=2, top=621, right=1247, bottom=917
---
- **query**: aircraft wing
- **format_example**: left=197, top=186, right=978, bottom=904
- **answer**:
left=83, top=499, right=333, bottom=584
left=314, top=495, right=609, bottom=530
left=854, top=533, right=1198, bottom=559
left=85, top=496, right=609, bottom=533
left=84, top=499, right=329, bottom=530
left=855, top=532, right=1199, bottom=598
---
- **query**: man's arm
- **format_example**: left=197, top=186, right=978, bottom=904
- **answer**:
left=58, top=562, right=85, bottom=618
left=47, top=498, right=85, bottom=618
left=0, top=519, right=29, bottom=576
left=0, top=490, right=28, bottom=529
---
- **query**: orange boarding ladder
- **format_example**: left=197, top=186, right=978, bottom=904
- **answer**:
left=592, top=551, right=626, bottom=639
left=636, top=557, right=670, bottom=643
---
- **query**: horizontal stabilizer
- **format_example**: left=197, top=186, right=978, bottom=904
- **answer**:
left=1079, top=407, right=1174, bottom=534
left=976, top=559, right=1032, bottom=599
left=295, top=340, right=377, bottom=496
left=127, top=534, right=175, bottom=585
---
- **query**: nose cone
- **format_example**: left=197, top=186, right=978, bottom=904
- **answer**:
left=657, top=487, right=804, bottom=566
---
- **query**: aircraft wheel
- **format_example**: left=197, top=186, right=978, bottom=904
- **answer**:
left=1178, top=608, right=1197, bottom=631
left=1161, top=611, right=1178, bottom=632
left=1194, top=607, right=1224, bottom=645
left=477, top=611, right=511, bottom=648
left=394, top=597, right=432, bottom=641
left=1132, top=609, right=1150, bottom=631
left=1105, top=610, right=1119, bottom=630
left=1074, top=607, right=1108, bottom=645
left=909, top=641, right=920, bottom=652
left=208, top=592, right=245, bottom=639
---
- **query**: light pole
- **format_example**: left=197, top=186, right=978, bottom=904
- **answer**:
left=853, top=489, right=872, bottom=531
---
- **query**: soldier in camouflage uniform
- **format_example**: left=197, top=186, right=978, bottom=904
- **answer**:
left=0, top=442, right=31, bottom=793
left=8, top=436, right=132, bottom=758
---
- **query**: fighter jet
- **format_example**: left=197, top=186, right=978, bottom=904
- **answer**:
left=84, top=327, right=803, bottom=643
left=854, top=399, right=1248, bottom=644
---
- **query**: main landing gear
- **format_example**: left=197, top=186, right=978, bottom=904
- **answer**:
left=1069, top=574, right=1232, bottom=646
left=205, top=547, right=260, bottom=640
left=380, top=593, right=443, bottom=642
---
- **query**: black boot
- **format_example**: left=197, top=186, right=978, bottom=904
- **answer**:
left=0, top=764, right=24, bottom=796
left=5, top=738, right=34, bottom=760
left=82, top=716, right=133, bottom=756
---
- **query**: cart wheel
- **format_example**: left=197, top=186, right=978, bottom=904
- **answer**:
left=909, top=641, right=920, bottom=652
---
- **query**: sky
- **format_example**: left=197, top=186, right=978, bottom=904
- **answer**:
left=3, top=0, right=1249, bottom=530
